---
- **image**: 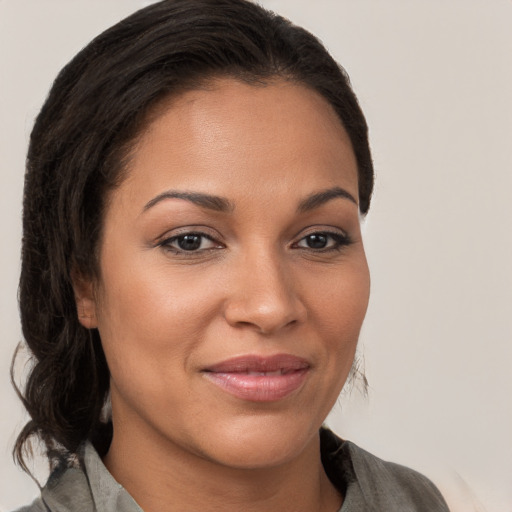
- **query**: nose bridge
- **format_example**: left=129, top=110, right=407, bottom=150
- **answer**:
left=224, top=242, right=305, bottom=333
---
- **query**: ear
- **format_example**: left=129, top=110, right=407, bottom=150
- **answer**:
left=71, top=268, right=98, bottom=329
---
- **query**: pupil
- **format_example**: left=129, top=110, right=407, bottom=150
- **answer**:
left=307, top=234, right=327, bottom=249
left=178, top=235, right=201, bottom=251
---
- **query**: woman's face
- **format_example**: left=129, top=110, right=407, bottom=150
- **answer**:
left=80, top=78, right=370, bottom=469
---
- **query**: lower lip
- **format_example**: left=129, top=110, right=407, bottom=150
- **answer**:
left=203, top=369, right=309, bottom=402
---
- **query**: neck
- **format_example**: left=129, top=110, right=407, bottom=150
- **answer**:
left=104, top=421, right=342, bottom=512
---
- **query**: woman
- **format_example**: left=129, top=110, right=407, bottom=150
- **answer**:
left=13, top=0, right=450, bottom=510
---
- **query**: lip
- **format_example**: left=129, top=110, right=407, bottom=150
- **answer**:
left=202, top=354, right=310, bottom=402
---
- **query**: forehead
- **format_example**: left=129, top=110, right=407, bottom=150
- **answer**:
left=120, top=78, right=358, bottom=208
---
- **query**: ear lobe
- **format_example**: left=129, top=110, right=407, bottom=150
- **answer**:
left=71, top=269, right=98, bottom=329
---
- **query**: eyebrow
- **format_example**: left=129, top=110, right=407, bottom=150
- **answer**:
left=142, top=186, right=357, bottom=214
left=297, top=186, right=358, bottom=212
left=143, top=191, right=234, bottom=213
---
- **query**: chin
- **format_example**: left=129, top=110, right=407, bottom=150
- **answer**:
left=189, top=414, right=321, bottom=470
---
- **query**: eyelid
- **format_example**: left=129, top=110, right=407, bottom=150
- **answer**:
left=170, top=233, right=218, bottom=249
left=155, top=225, right=223, bottom=244
left=291, top=226, right=352, bottom=252
left=154, top=224, right=351, bottom=255
left=154, top=225, right=226, bottom=255
left=293, top=225, right=350, bottom=242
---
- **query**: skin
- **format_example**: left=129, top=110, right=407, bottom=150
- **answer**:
left=75, top=78, right=370, bottom=512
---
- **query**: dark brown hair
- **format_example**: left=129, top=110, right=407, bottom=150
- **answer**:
left=14, top=0, right=374, bottom=472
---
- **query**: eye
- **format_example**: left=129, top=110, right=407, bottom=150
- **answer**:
left=295, top=231, right=351, bottom=251
left=160, top=232, right=221, bottom=253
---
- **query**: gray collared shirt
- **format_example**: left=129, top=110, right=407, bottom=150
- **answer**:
left=15, top=429, right=450, bottom=511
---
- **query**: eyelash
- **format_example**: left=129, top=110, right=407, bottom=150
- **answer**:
left=158, top=230, right=352, bottom=255
left=293, top=231, right=352, bottom=252
left=158, top=232, right=220, bottom=255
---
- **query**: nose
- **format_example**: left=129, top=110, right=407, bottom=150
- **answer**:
left=223, top=249, right=307, bottom=335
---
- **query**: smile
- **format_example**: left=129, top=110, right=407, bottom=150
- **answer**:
left=202, top=354, right=310, bottom=402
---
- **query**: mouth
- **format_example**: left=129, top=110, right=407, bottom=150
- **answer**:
left=202, top=354, right=310, bottom=402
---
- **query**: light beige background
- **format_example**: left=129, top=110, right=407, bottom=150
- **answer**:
left=1, top=1, right=511, bottom=510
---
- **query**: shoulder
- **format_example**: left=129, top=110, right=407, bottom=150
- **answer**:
left=12, top=443, right=141, bottom=512
left=320, top=428, right=450, bottom=511
left=10, top=469, right=92, bottom=512
left=11, top=449, right=95, bottom=512
left=11, top=497, right=49, bottom=512
left=346, top=441, right=450, bottom=510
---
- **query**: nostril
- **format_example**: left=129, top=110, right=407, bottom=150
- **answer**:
left=225, top=306, right=303, bottom=335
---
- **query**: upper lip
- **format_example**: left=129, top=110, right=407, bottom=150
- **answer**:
left=203, top=354, right=310, bottom=373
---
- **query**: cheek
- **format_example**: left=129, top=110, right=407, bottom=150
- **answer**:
left=307, top=258, right=370, bottom=338
left=94, top=259, right=225, bottom=381
left=309, top=256, right=370, bottom=383
left=93, top=265, right=227, bottom=431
